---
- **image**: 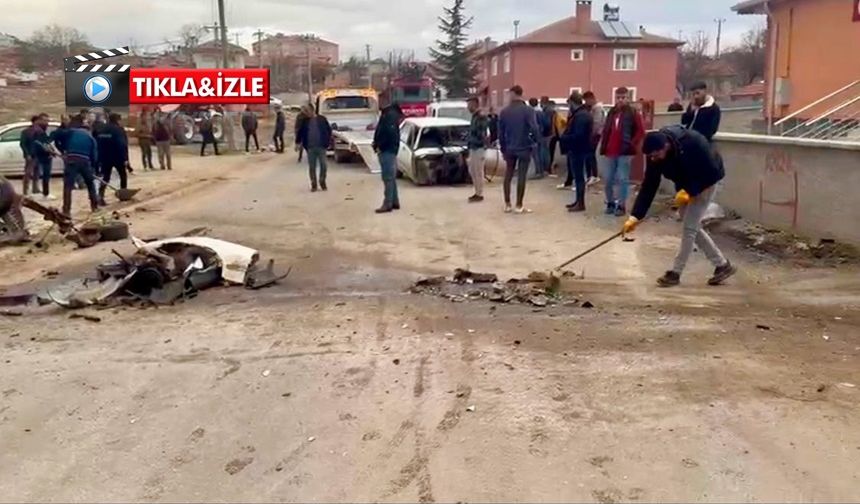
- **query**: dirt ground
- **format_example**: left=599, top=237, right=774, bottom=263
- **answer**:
left=1, top=150, right=859, bottom=503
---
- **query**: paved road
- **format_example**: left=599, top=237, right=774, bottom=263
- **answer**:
left=1, top=152, right=859, bottom=502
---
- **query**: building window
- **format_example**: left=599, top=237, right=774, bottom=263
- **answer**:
left=612, top=87, right=637, bottom=101
left=613, top=49, right=638, bottom=71
left=571, top=49, right=584, bottom=62
left=569, top=87, right=583, bottom=97
left=503, top=52, right=511, bottom=73
left=492, top=90, right=498, bottom=108
left=491, top=56, right=498, bottom=76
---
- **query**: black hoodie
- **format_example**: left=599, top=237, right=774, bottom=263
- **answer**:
left=631, top=125, right=725, bottom=220
left=373, top=104, right=403, bottom=154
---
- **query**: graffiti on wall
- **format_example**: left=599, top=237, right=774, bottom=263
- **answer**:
left=759, top=148, right=799, bottom=228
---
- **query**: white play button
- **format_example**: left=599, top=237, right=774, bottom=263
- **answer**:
left=83, top=75, right=112, bottom=104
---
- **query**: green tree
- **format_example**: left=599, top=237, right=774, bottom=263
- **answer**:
left=429, top=0, right=480, bottom=98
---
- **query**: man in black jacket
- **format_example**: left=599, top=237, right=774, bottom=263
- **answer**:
left=273, top=106, right=286, bottom=153
left=466, top=97, right=489, bottom=203
left=19, top=115, right=40, bottom=196
left=296, top=104, right=333, bottom=192
left=241, top=106, right=260, bottom=152
left=199, top=114, right=219, bottom=157
left=30, top=113, right=56, bottom=200
left=622, top=126, right=736, bottom=287
left=96, top=113, right=130, bottom=205
left=372, top=103, right=403, bottom=213
left=499, top=85, right=539, bottom=213
left=682, top=82, right=721, bottom=142
left=560, top=92, right=593, bottom=213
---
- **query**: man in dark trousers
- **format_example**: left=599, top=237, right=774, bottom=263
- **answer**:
left=682, top=82, right=721, bottom=142
left=60, top=115, right=100, bottom=216
left=296, top=105, right=332, bottom=192
left=96, top=113, right=130, bottom=205
left=294, top=106, right=308, bottom=162
left=560, top=92, right=594, bottom=213
left=622, top=126, right=737, bottom=288
left=372, top=103, right=403, bottom=213
left=487, top=107, right=499, bottom=145
left=19, top=115, right=40, bottom=196
left=241, top=106, right=259, bottom=152
left=499, top=85, right=539, bottom=214
left=153, top=116, right=173, bottom=170
left=30, top=113, right=56, bottom=200
left=273, top=106, right=286, bottom=153
left=600, top=87, right=645, bottom=217
left=199, top=114, right=219, bottom=157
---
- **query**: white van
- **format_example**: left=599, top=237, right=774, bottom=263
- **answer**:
left=427, top=101, right=471, bottom=122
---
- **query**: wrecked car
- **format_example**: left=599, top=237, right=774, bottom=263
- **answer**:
left=396, top=117, right=492, bottom=186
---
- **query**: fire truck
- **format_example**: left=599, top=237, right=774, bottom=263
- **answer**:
left=378, top=63, right=434, bottom=118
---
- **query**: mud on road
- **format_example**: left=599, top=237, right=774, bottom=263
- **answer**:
left=1, top=151, right=860, bottom=502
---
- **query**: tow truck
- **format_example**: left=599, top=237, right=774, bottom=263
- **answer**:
left=315, top=88, right=381, bottom=171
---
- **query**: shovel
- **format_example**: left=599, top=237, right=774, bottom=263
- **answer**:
left=94, top=176, right=140, bottom=202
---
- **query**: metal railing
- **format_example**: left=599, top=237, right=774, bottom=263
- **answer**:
left=778, top=80, right=860, bottom=141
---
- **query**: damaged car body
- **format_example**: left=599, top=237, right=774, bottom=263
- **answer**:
left=396, top=117, right=476, bottom=186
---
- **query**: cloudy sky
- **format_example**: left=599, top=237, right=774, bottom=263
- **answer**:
left=2, top=0, right=762, bottom=59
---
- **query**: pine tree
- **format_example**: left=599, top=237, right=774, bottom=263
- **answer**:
left=429, top=0, right=480, bottom=99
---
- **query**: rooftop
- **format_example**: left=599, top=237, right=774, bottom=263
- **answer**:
left=486, top=16, right=681, bottom=56
left=732, top=0, right=790, bottom=14
left=193, top=40, right=249, bottom=55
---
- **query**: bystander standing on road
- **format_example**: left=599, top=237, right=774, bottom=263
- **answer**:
left=487, top=107, right=499, bottom=145
left=199, top=114, right=219, bottom=157
left=560, top=92, right=593, bottom=213
left=623, top=126, right=736, bottom=287
left=136, top=111, right=154, bottom=170
left=273, top=106, right=286, bottom=154
left=548, top=101, right=566, bottom=176
left=600, top=87, right=645, bottom=217
left=19, top=115, right=40, bottom=196
left=499, top=85, right=539, bottom=214
left=466, top=97, right=489, bottom=203
left=584, top=91, right=605, bottom=186
left=30, top=113, right=56, bottom=200
left=372, top=102, right=403, bottom=213
left=296, top=105, right=332, bottom=192
left=60, top=115, right=100, bottom=216
left=294, top=106, right=308, bottom=163
left=96, top=113, right=130, bottom=206
left=242, top=106, right=260, bottom=153
left=682, top=82, right=721, bottom=142
left=153, top=116, right=173, bottom=171
left=529, top=98, right=550, bottom=179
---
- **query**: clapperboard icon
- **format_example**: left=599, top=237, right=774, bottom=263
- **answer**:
left=64, top=46, right=131, bottom=108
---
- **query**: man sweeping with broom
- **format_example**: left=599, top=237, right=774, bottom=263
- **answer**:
left=622, top=126, right=737, bottom=287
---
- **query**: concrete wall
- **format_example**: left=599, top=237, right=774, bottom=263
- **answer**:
left=713, top=133, right=860, bottom=245
left=654, top=106, right=762, bottom=134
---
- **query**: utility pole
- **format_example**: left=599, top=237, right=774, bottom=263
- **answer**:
left=253, top=29, right=266, bottom=68
left=365, top=44, right=372, bottom=88
left=513, top=20, right=520, bottom=39
left=216, top=0, right=229, bottom=68
left=301, top=34, right=317, bottom=103
left=714, top=18, right=726, bottom=58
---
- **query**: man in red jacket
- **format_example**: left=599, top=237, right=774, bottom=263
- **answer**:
left=600, top=87, right=645, bottom=217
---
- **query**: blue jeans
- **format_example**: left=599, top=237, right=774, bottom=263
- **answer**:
left=532, top=140, right=550, bottom=177
left=604, top=156, right=632, bottom=209
left=379, top=151, right=399, bottom=208
left=62, top=158, right=98, bottom=215
left=307, top=147, right=328, bottom=188
left=567, top=152, right=587, bottom=205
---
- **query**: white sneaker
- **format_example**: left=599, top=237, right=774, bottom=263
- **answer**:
left=504, top=205, right=513, bottom=213
left=514, top=207, right=532, bottom=214
left=587, top=176, right=600, bottom=186
left=44, top=194, right=57, bottom=201
left=556, top=184, right=570, bottom=190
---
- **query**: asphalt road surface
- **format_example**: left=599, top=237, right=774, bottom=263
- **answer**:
left=1, top=150, right=859, bottom=502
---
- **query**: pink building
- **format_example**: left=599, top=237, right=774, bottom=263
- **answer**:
left=481, top=0, right=681, bottom=108
left=252, top=34, right=339, bottom=65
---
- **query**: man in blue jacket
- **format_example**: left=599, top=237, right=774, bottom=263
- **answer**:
left=682, top=81, right=721, bottom=142
left=61, top=115, right=100, bottom=216
left=499, top=85, right=539, bottom=214
left=622, top=126, right=736, bottom=287
left=19, top=115, right=41, bottom=196
left=560, top=92, right=594, bottom=213
left=372, top=103, right=403, bottom=213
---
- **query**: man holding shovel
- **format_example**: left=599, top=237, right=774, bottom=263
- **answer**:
left=622, top=126, right=736, bottom=287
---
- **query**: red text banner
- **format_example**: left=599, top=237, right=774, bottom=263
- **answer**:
left=129, top=68, right=270, bottom=104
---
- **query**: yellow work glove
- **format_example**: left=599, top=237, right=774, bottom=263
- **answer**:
left=675, top=189, right=691, bottom=207
left=622, top=216, right=639, bottom=235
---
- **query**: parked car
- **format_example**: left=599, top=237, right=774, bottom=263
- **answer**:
left=428, top=101, right=471, bottom=122
left=0, top=121, right=60, bottom=177
left=396, top=117, right=479, bottom=185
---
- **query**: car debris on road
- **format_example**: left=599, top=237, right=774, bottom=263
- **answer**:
left=44, top=236, right=289, bottom=308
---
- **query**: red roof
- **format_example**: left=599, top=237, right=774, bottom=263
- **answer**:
left=699, top=59, right=738, bottom=78
left=730, top=81, right=765, bottom=98
left=486, top=17, right=682, bottom=55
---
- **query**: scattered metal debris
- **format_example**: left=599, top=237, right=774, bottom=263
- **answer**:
left=69, top=313, right=102, bottom=323
left=453, top=268, right=498, bottom=284
left=44, top=236, right=289, bottom=309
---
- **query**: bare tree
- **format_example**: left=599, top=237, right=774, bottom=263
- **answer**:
left=723, top=25, right=767, bottom=85
left=16, top=24, right=91, bottom=70
left=341, top=56, right=367, bottom=86
left=678, top=31, right=712, bottom=94
left=178, top=23, right=205, bottom=50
